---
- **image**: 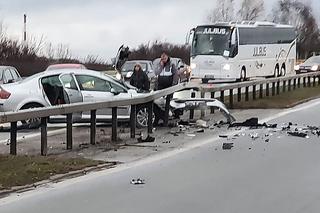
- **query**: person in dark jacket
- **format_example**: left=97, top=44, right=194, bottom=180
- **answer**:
left=130, top=63, right=150, bottom=92
left=154, top=52, right=178, bottom=90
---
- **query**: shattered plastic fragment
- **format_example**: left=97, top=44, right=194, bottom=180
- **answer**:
left=131, top=178, right=145, bottom=185
left=222, top=143, right=234, bottom=150
left=287, top=131, right=308, bottom=138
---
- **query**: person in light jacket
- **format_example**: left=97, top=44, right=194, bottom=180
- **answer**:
left=154, top=52, right=178, bottom=90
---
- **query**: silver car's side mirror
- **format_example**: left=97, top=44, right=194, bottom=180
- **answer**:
left=111, top=88, right=120, bottom=96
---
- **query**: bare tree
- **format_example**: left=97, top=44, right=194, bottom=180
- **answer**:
left=238, top=0, right=265, bottom=21
left=207, top=0, right=235, bottom=23
left=270, top=0, right=320, bottom=59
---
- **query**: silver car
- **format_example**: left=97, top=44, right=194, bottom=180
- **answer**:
left=0, top=69, right=151, bottom=127
left=0, top=66, right=22, bottom=84
left=295, top=56, right=320, bottom=74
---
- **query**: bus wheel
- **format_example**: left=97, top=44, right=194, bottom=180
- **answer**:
left=281, top=65, right=286, bottom=76
left=274, top=65, right=280, bottom=78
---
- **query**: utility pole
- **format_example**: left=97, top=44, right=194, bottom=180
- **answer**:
left=23, top=13, right=27, bottom=42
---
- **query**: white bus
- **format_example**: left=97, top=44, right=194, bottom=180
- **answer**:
left=187, top=21, right=296, bottom=83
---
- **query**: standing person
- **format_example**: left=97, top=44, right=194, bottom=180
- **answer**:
left=154, top=52, right=178, bottom=90
left=130, top=63, right=150, bottom=92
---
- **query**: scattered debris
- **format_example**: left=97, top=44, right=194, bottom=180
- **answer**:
left=219, top=135, right=228, bottom=138
left=250, top=133, right=259, bottom=140
left=195, top=129, right=205, bottom=133
left=137, top=135, right=155, bottom=143
left=265, top=139, right=270, bottom=143
left=222, top=143, right=234, bottom=150
left=130, top=178, right=145, bottom=185
left=196, top=119, right=208, bottom=128
left=186, top=133, right=196, bottom=137
left=229, top=117, right=277, bottom=129
left=162, top=141, right=171, bottom=144
left=288, top=131, right=308, bottom=138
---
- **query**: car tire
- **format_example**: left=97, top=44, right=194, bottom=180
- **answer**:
left=136, top=105, right=156, bottom=128
left=20, top=103, right=43, bottom=129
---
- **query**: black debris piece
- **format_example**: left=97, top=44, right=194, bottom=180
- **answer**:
left=229, top=117, right=277, bottom=129
left=130, top=178, right=145, bottom=185
left=222, top=143, right=234, bottom=150
left=287, top=131, right=308, bottom=138
left=178, top=120, right=190, bottom=126
left=219, top=135, right=228, bottom=138
left=162, top=141, right=171, bottom=144
left=137, top=135, right=155, bottom=143
left=195, top=129, right=205, bottom=133
left=265, top=139, right=270, bottom=143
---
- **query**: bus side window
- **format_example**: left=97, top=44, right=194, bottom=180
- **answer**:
left=230, top=29, right=238, bottom=58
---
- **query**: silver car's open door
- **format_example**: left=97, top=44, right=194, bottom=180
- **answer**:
left=59, top=73, right=83, bottom=121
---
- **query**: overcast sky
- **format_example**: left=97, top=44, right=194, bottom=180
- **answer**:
left=0, top=0, right=319, bottom=61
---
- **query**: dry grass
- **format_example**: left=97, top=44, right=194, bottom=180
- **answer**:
left=0, top=155, right=103, bottom=190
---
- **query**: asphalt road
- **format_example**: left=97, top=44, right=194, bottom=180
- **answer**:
left=1, top=100, right=320, bottom=212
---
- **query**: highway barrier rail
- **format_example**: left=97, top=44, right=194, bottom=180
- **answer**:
left=0, top=72, right=319, bottom=156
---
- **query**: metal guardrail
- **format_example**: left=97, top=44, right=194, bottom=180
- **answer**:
left=1, top=72, right=320, bottom=156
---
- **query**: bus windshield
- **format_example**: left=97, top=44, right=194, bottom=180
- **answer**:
left=192, top=26, right=231, bottom=56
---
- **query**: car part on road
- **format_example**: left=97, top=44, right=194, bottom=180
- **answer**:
left=222, top=143, right=234, bottom=150
left=130, top=178, right=145, bottom=185
left=229, top=117, right=277, bottom=129
left=287, top=131, right=308, bottom=138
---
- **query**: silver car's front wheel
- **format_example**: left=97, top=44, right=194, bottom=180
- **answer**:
left=136, top=107, right=155, bottom=128
left=20, top=103, right=43, bottom=129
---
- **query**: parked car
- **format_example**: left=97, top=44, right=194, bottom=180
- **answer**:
left=0, top=66, right=22, bottom=84
left=152, top=57, right=191, bottom=82
left=118, top=60, right=155, bottom=82
left=46, top=63, right=87, bottom=71
left=295, top=56, right=320, bottom=74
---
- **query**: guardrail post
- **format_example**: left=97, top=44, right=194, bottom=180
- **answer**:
left=200, top=92, right=206, bottom=118
left=90, top=110, right=96, bottom=145
left=283, top=80, right=286, bottom=93
left=266, top=83, right=270, bottom=97
left=130, top=105, right=136, bottom=139
left=298, top=78, right=301, bottom=88
left=210, top=92, right=215, bottom=114
left=293, top=78, right=297, bottom=90
left=308, top=76, right=311, bottom=87
left=41, top=117, right=48, bottom=156
left=259, top=84, right=263, bottom=99
left=272, top=82, right=276, bottom=96
left=164, top=95, right=171, bottom=126
left=318, top=76, right=320, bottom=86
left=276, top=81, right=280, bottom=95
left=229, top=89, right=234, bottom=109
left=220, top=90, right=225, bottom=103
left=189, top=90, right=196, bottom=120
left=112, top=107, right=118, bottom=142
left=237, top=88, right=241, bottom=102
left=303, top=77, right=306, bottom=87
left=10, top=122, right=17, bottom=155
left=66, top=114, right=73, bottom=150
left=288, top=79, right=292, bottom=91
left=245, top=87, right=249, bottom=101
left=252, top=85, right=256, bottom=100
left=147, top=101, right=153, bottom=134
left=313, top=76, right=316, bottom=87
